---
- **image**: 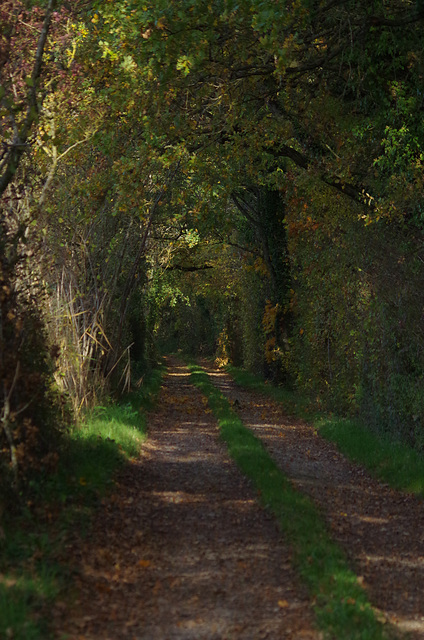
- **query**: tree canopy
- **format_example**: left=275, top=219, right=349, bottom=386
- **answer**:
left=1, top=0, right=424, bottom=493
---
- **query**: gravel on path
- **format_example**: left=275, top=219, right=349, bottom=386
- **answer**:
left=52, top=358, right=320, bottom=640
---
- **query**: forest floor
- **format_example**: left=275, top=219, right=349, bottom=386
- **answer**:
left=51, top=358, right=424, bottom=640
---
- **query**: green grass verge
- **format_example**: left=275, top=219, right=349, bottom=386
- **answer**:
left=189, top=363, right=391, bottom=640
left=0, top=364, right=165, bottom=640
left=317, top=416, right=424, bottom=496
left=228, top=365, right=424, bottom=498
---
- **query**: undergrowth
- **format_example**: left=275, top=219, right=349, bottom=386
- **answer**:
left=0, top=363, right=165, bottom=640
left=189, top=363, right=391, bottom=640
left=228, top=365, right=424, bottom=497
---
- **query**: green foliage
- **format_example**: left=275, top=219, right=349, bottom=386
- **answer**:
left=84, top=0, right=422, bottom=439
left=283, top=174, right=424, bottom=444
left=0, top=565, right=58, bottom=640
left=189, top=363, right=390, bottom=640
left=284, top=183, right=363, bottom=411
left=3, top=0, right=424, bottom=503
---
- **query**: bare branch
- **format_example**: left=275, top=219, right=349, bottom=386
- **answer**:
left=38, top=133, right=95, bottom=206
left=0, top=0, right=58, bottom=197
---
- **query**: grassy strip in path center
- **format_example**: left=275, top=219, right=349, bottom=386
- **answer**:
left=188, top=363, right=392, bottom=640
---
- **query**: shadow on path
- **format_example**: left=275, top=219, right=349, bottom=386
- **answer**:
left=53, top=358, right=319, bottom=640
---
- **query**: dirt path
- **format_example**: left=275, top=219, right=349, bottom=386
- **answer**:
left=52, top=359, right=320, bottom=639
left=202, top=362, right=424, bottom=639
